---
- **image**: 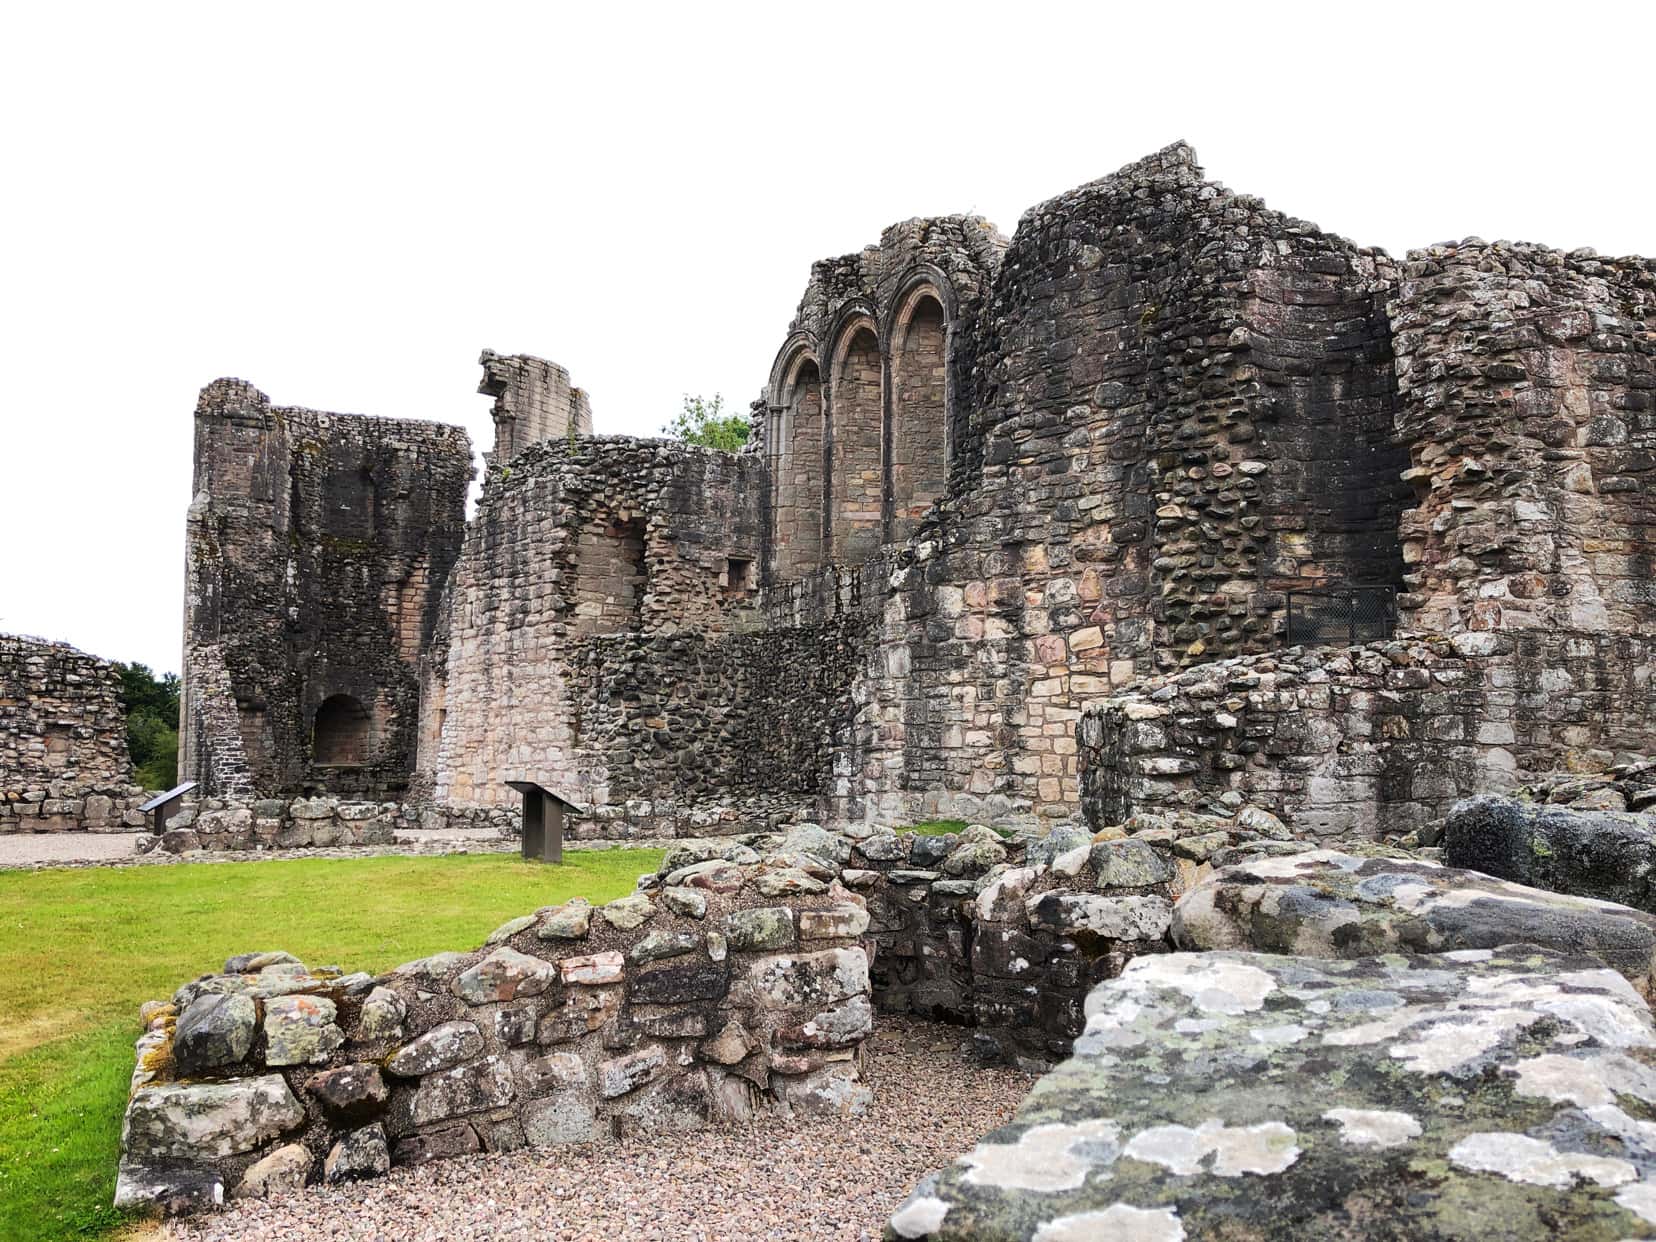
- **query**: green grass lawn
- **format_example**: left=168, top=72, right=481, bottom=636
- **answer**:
left=0, top=849, right=661, bottom=1242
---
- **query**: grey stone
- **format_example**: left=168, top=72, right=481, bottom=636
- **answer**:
left=306, top=1063, right=389, bottom=1125
left=661, top=886, right=708, bottom=918
left=723, top=906, right=797, bottom=951
left=1090, top=838, right=1176, bottom=889
left=453, top=947, right=556, bottom=1004
left=263, top=994, right=344, bottom=1066
left=323, top=1123, right=389, bottom=1184
left=1025, top=892, right=1173, bottom=941
left=356, top=986, right=407, bottom=1041
left=799, top=904, right=871, bottom=939
left=1175, top=849, right=1656, bottom=991
left=411, top=1056, right=515, bottom=1125
left=599, top=1046, right=666, bottom=1098
left=172, top=993, right=257, bottom=1075
left=231, top=1142, right=313, bottom=1200
left=628, top=930, right=702, bottom=963
left=385, top=1020, right=484, bottom=1077
left=1444, top=794, right=1656, bottom=913
left=536, top=901, right=593, bottom=940
left=599, top=894, right=655, bottom=930
left=887, top=946, right=1656, bottom=1240
left=522, top=1091, right=596, bottom=1145
left=122, top=1075, right=304, bottom=1161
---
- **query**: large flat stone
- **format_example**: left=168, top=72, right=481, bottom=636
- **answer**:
left=123, top=1075, right=304, bottom=1162
left=1173, top=849, right=1656, bottom=992
left=1445, top=794, right=1656, bottom=911
left=887, top=946, right=1656, bottom=1240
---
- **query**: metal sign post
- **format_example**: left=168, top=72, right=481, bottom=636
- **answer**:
left=138, top=781, right=198, bottom=834
left=504, top=780, right=583, bottom=864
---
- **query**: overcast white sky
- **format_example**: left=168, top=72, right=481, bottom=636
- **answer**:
left=2, top=1, right=1652, bottom=675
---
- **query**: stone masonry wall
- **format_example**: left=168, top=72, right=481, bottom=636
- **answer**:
left=183, top=379, right=472, bottom=801
left=1, top=634, right=146, bottom=832
left=477, top=349, right=593, bottom=467
left=1079, top=631, right=1656, bottom=841
left=1392, top=241, right=1656, bottom=637
left=117, top=828, right=878, bottom=1215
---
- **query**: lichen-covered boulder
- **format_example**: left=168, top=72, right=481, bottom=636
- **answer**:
left=172, top=993, right=256, bottom=1075
left=122, top=1075, right=304, bottom=1163
left=1444, top=794, right=1656, bottom=911
left=1174, top=849, right=1656, bottom=992
left=888, top=947, right=1656, bottom=1240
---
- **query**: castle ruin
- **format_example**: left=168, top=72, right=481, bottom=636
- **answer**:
left=179, top=143, right=1656, bottom=842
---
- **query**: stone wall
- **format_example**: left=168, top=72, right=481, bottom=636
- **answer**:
left=1, top=634, right=145, bottom=832
left=117, top=830, right=878, bottom=1214
left=1391, top=240, right=1656, bottom=638
left=1078, top=631, right=1656, bottom=841
left=477, top=349, right=593, bottom=467
left=183, top=380, right=473, bottom=801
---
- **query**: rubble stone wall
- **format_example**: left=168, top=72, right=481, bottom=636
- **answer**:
left=117, top=834, right=880, bottom=1214
left=1, top=634, right=145, bottom=832
left=1391, top=241, right=1656, bottom=637
left=1079, top=631, right=1656, bottom=841
left=183, top=380, right=473, bottom=802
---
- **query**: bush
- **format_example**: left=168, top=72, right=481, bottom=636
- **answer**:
left=662, top=394, right=749, bottom=452
left=114, top=662, right=180, bottom=789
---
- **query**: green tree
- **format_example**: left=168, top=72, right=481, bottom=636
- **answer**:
left=114, top=662, right=181, bottom=789
left=663, top=393, right=749, bottom=452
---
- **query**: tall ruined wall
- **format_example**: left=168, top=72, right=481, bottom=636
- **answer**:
left=1, top=634, right=139, bottom=831
left=1391, top=241, right=1656, bottom=636
left=425, top=437, right=787, bottom=810
left=183, top=380, right=472, bottom=800
left=830, top=144, right=1409, bottom=828
left=478, top=350, right=593, bottom=466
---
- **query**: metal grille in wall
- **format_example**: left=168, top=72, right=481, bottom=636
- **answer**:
left=1285, top=586, right=1398, bottom=647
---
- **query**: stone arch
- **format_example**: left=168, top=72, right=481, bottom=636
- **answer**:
left=313, top=694, right=373, bottom=766
left=886, top=283, right=950, bottom=543
left=828, top=313, right=883, bottom=565
left=768, top=344, right=826, bottom=580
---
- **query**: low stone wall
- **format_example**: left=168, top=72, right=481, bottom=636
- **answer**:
left=1078, top=631, right=1656, bottom=843
left=118, top=828, right=878, bottom=1213
left=2, top=781, right=150, bottom=833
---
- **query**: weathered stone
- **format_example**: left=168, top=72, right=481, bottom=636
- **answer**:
left=629, top=930, right=701, bottom=963
left=700, top=1019, right=756, bottom=1065
left=599, top=894, right=655, bottom=931
left=1175, top=849, right=1656, bottom=991
left=629, top=956, right=729, bottom=1005
left=385, top=1021, right=484, bottom=1077
left=516, top=1050, right=587, bottom=1097
left=537, top=986, right=621, bottom=1044
left=799, top=905, right=871, bottom=940
left=723, top=906, right=797, bottom=951
left=306, top=1063, right=389, bottom=1125
left=939, top=839, right=1007, bottom=878
left=521, top=1091, right=596, bottom=1145
left=1025, top=892, right=1173, bottom=941
left=411, top=1056, right=515, bottom=1125
left=392, top=1123, right=480, bottom=1166
left=560, top=950, right=625, bottom=986
left=356, top=986, right=407, bottom=1041
left=756, top=868, right=828, bottom=897
left=453, top=947, right=556, bottom=1004
left=113, top=1161, right=225, bottom=1215
left=599, top=1045, right=666, bottom=1098
left=231, top=1142, right=313, bottom=1199
left=123, top=1075, right=304, bottom=1161
left=661, top=886, right=708, bottom=919
left=1089, top=839, right=1175, bottom=890
left=486, top=915, right=536, bottom=945
left=887, top=946, right=1656, bottom=1240
left=263, top=995, right=344, bottom=1066
left=323, top=1123, right=389, bottom=1184
left=1444, top=795, right=1656, bottom=913
left=780, top=995, right=874, bottom=1049
left=536, top=901, right=592, bottom=941
left=172, top=993, right=257, bottom=1075
left=741, top=948, right=869, bottom=1011
left=224, top=950, right=303, bottom=974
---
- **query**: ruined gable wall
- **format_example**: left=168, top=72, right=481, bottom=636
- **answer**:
left=0, top=634, right=142, bottom=832
left=183, top=380, right=472, bottom=800
left=478, top=350, right=593, bottom=466
left=428, top=437, right=809, bottom=815
left=833, top=145, right=1409, bottom=828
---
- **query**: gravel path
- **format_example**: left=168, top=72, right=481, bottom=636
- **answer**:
left=0, top=830, right=665, bottom=872
left=166, top=1017, right=1035, bottom=1242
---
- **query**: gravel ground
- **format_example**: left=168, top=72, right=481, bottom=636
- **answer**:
left=166, top=1017, right=1035, bottom=1242
left=0, top=830, right=665, bottom=872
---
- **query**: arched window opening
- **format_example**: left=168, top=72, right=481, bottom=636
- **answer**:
left=831, top=325, right=883, bottom=565
left=888, top=293, right=948, bottom=544
left=313, top=694, right=372, bottom=767
left=773, top=356, right=824, bottom=578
